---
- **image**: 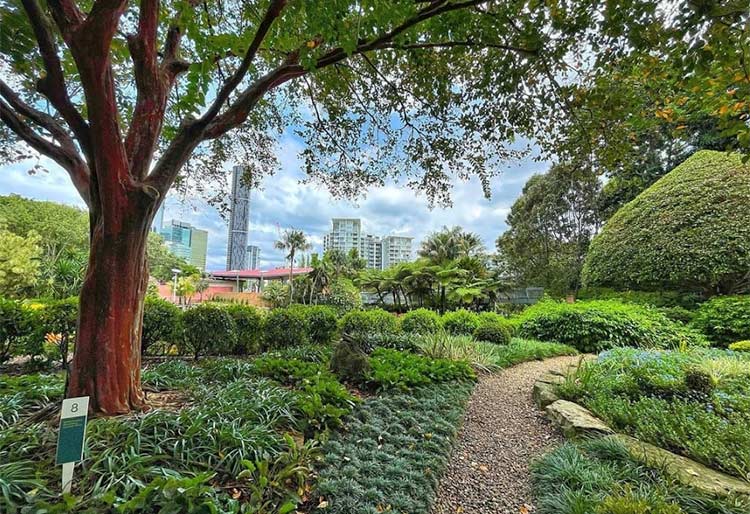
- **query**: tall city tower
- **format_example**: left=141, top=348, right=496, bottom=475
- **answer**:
left=226, top=165, right=251, bottom=270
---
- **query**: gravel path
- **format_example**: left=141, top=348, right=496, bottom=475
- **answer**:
left=431, top=355, right=581, bottom=514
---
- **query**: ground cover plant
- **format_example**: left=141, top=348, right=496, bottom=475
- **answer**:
left=517, top=299, right=706, bottom=352
left=692, top=295, right=750, bottom=347
left=557, top=347, right=750, bottom=479
left=532, top=437, right=750, bottom=514
left=416, top=331, right=577, bottom=372
left=315, top=381, right=474, bottom=514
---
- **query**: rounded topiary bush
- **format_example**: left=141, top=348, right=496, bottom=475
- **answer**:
left=181, top=303, right=237, bottom=358
left=400, top=308, right=441, bottom=334
left=582, top=151, right=750, bottom=295
left=473, top=321, right=512, bottom=345
left=340, top=308, right=399, bottom=339
left=442, top=309, right=480, bottom=336
left=141, top=297, right=181, bottom=355
left=302, top=305, right=339, bottom=345
left=518, top=300, right=705, bottom=353
left=691, top=295, right=750, bottom=347
left=264, top=307, right=310, bottom=349
left=223, top=303, right=263, bottom=354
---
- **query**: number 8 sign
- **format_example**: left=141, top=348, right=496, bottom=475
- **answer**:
left=56, top=396, right=89, bottom=494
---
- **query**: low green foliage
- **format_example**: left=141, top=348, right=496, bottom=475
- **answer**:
left=0, top=373, right=64, bottom=429
left=728, top=340, right=750, bottom=352
left=357, top=332, right=421, bottom=353
left=692, top=295, right=750, bottom=347
left=367, top=348, right=476, bottom=390
left=473, top=320, right=512, bottom=345
left=264, top=307, right=310, bottom=349
left=441, top=309, right=480, bottom=336
left=316, top=382, right=474, bottom=514
left=181, top=303, right=237, bottom=358
left=223, top=303, right=264, bottom=354
left=518, top=299, right=706, bottom=352
left=340, top=308, right=399, bottom=339
left=416, top=332, right=577, bottom=371
left=532, top=438, right=750, bottom=514
left=558, top=347, right=750, bottom=479
left=141, top=297, right=181, bottom=355
left=400, top=308, right=442, bottom=334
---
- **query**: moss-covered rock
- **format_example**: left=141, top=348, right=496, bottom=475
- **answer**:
left=330, top=337, right=371, bottom=383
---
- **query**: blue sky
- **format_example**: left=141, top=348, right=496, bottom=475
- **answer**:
left=0, top=131, right=547, bottom=270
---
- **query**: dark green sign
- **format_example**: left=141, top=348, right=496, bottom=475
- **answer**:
left=56, top=415, right=87, bottom=464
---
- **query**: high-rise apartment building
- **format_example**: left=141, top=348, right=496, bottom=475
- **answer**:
left=160, top=220, right=209, bottom=271
left=226, top=165, right=251, bottom=270
left=322, top=218, right=412, bottom=270
left=247, top=245, right=261, bottom=270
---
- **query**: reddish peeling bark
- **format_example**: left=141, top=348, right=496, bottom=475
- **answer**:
left=68, top=199, right=153, bottom=414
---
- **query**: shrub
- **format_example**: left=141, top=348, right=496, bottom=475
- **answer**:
left=359, top=332, right=420, bottom=353
left=582, top=150, right=750, bottom=294
left=221, top=303, right=263, bottom=354
left=33, top=297, right=79, bottom=363
left=577, top=288, right=703, bottom=310
left=181, top=304, right=236, bottom=358
left=0, top=299, right=31, bottom=362
left=442, top=309, right=480, bottom=336
left=264, top=307, right=309, bottom=349
left=473, top=321, right=512, bottom=345
left=318, top=278, right=362, bottom=314
left=340, top=308, right=399, bottom=339
left=141, top=297, right=181, bottom=355
left=301, top=305, right=338, bottom=345
left=518, top=300, right=705, bottom=353
left=400, top=308, right=441, bottom=334
left=692, top=295, right=750, bottom=346
left=729, top=340, right=750, bottom=352
left=367, top=348, right=476, bottom=390
left=262, top=281, right=289, bottom=308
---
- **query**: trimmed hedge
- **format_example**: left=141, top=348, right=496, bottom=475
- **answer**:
left=223, top=303, right=263, bottom=354
left=473, top=321, right=512, bottom=345
left=0, top=299, right=31, bottom=362
left=181, top=303, right=237, bottom=358
left=400, top=308, right=441, bottom=334
left=517, top=300, right=705, bottom=352
left=692, top=295, right=750, bottom=347
left=441, top=309, right=480, bottom=336
left=300, top=305, right=339, bottom=345
left=582, top=150, right=750, bottom=294
left=340, top=308, right=399, bottom=339
left=34, top=297, right=79, bottom=361
left=264, top=307, right=310, bottom=349
left=142, top=297, right=181, bottom=355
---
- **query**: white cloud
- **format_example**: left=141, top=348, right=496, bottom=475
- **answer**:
left=0, top=133, right=547, bottom=269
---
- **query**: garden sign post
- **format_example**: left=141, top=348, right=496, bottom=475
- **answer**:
left=56, top=396, right=89, bottom=494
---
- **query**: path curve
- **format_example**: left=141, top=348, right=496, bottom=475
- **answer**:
left=431, top=355, right=580, bottom=514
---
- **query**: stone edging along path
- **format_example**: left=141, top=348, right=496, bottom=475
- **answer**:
left=431, top=355, right=582, bottom=514
left=534, top=370, right=750, bottom=499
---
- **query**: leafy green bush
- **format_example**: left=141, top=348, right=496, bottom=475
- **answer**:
left=141, top=297, right=181, bottom=355
left=180, top=303, right=237, bottom=358
left=264, top=307, right=310, bottom=349
left=558, top=347, right=750, bottom=479
left=222, top=303, right=263, bottom=354
left=518, top=300, right=705, bottom=352
left=358, top=332, right=421, bottom=353
left=400, top=308, right=442, bottom=334
left=692, top=295, right=750, bottom=347
left=316, top=382, right=473, bottom=514
left=473, top=320, right=512, bottom=345
left=30, top=297, right=78, bottom=363
left=441, top=309, right=480, bottom=336
left=318, top=277, right=362, bottom=314
left=300, top=305, right=339, bottom=345
left=582, top=150, right=750, bottom=294
left=577, top=288, right=703, bottom=310
left=367, top=348, right=476, bottom=390
left=0, top=299, right=31, bottom=362
left=729, top=340, right=750, bottom=352
left=340, top=308, right=399, bottom=339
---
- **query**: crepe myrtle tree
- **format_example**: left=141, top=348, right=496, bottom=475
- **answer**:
left=0, top=0, right=649, bottom=414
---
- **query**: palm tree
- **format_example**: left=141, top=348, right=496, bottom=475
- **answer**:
left=419, top=226, right=485, bottom=263
left=274, top=229, right=312, bottom=303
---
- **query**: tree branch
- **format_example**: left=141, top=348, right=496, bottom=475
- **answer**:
left=20, top=0, right=91, bottom=159
left=0, top=99, right=90, bottom=205
left=381, top=39, right=538, bottom=56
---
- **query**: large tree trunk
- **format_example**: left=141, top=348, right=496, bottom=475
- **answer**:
left=68, top=203, right=153, bottom=415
